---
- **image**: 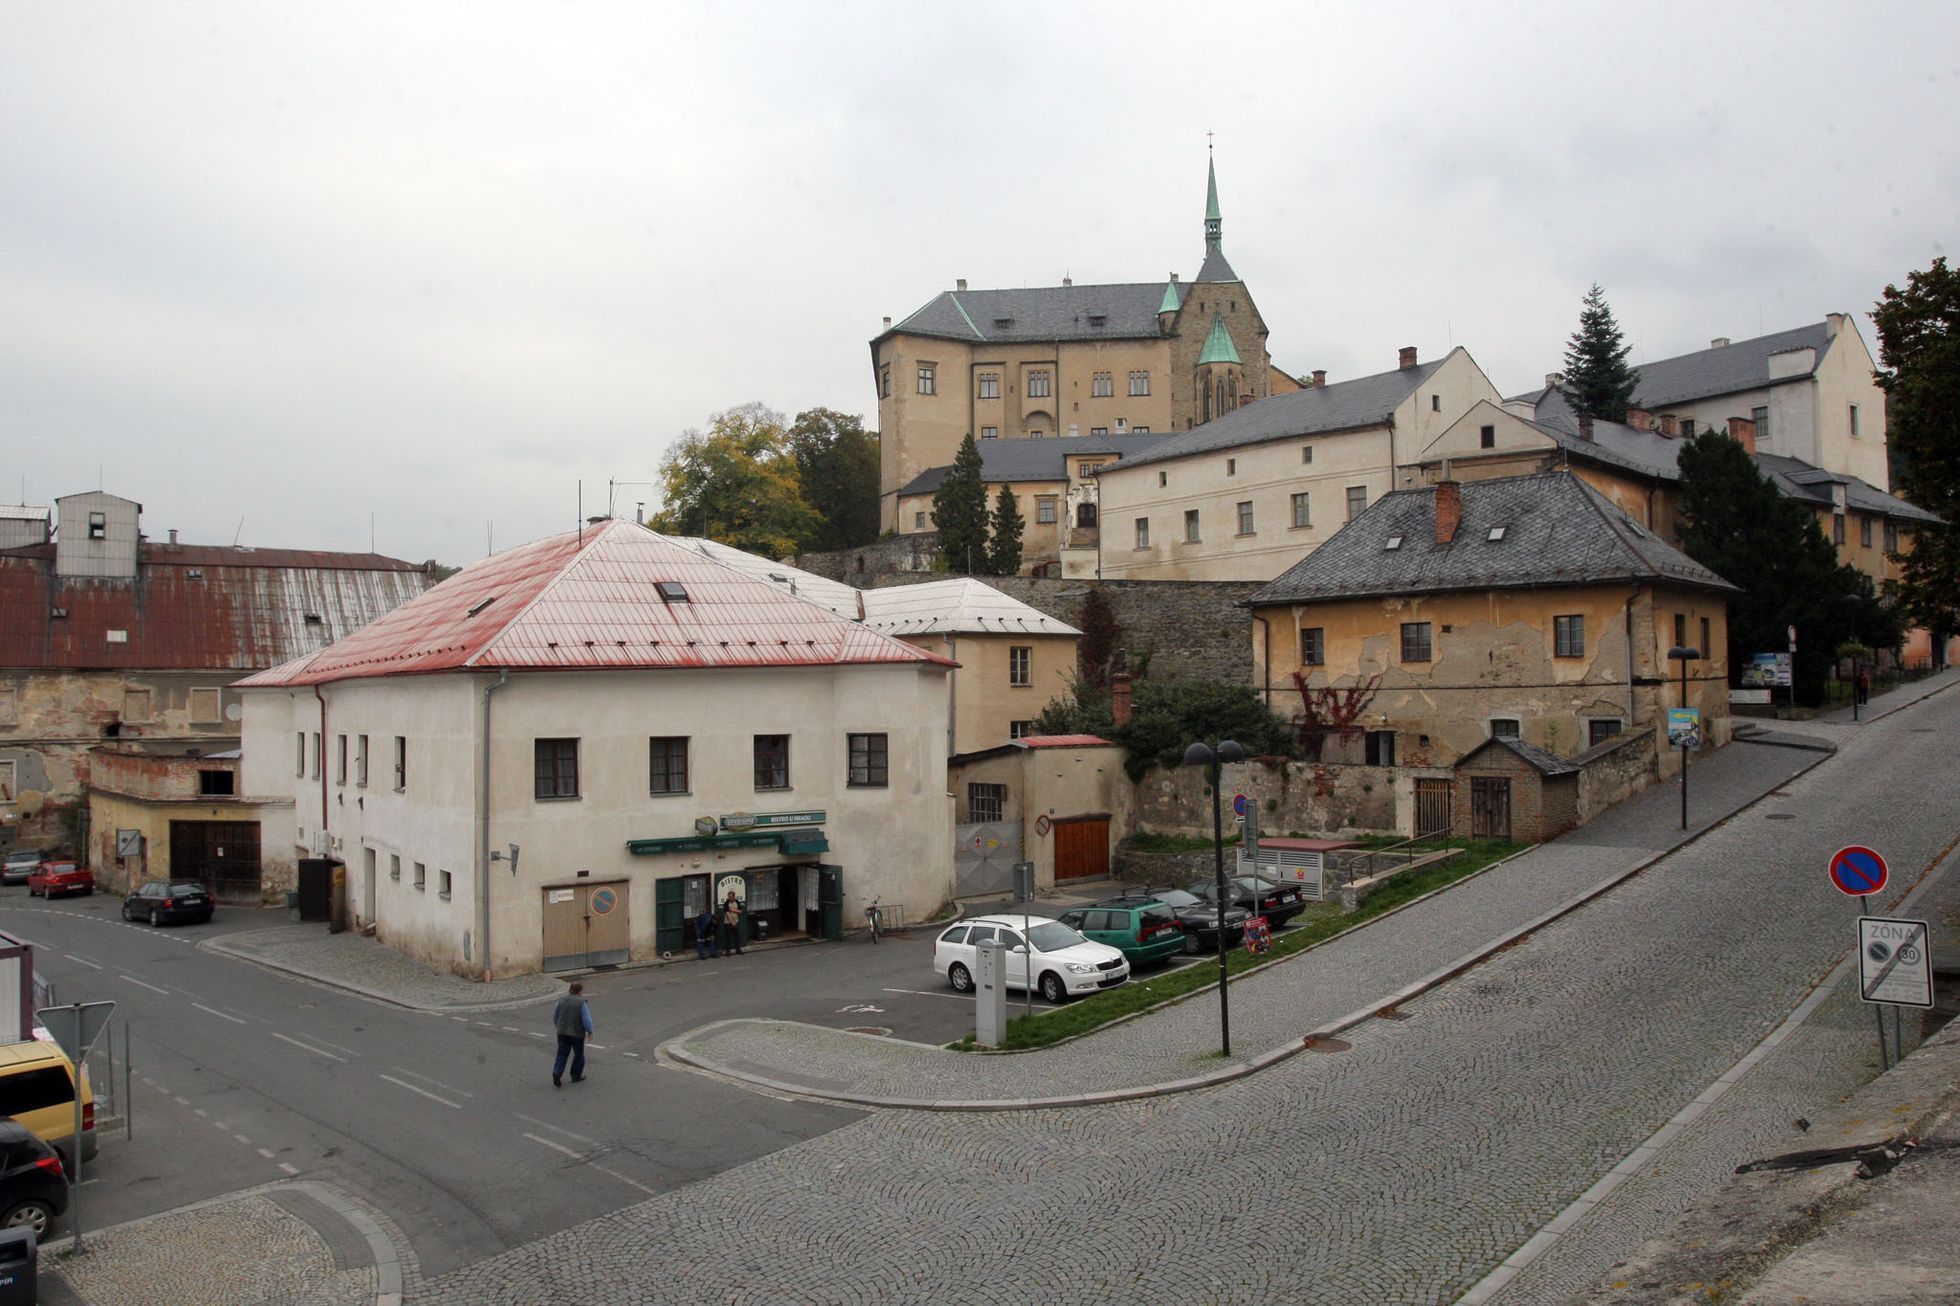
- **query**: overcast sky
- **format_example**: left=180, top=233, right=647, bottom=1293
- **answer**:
left=5, top=2, right=1956, bottom=565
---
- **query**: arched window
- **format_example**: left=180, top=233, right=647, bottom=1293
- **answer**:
left=1202, top=381, right=1212, bottom=422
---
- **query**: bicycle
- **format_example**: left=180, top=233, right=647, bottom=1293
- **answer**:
left=864, top=897, right=883, bottom=943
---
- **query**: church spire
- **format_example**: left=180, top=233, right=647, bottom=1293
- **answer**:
left=1195, top=143, right=1238, bottom=283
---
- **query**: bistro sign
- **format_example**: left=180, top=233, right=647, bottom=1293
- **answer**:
left=625, top=810, right=832, bottom=858
left=721, top=810, right=824, bottom=831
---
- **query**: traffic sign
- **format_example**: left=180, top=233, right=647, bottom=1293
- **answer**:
left=1232, top=793, right=1248, bottom=819
left=1829, top=846, right=1889, bottom=897
left=1858, top=916, right=1933, bottom=1008
left=36, top=1000, right=116, bottom=1062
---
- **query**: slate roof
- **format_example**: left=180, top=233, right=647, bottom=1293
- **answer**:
left=859, top=578, right=1080, bottom=638
left=883, top=281, right=1187, bottom=346
left=1630, top=321, right=1834, bottom=407
left=1112, top=354, right=1453, bottom=472
left=1195, top=245, right=1238, bottom=284
left=1245, top=470, right=1737, bottom=605
left=235, top=521, right=951, bottom=688
left=0, top=542, right=429, bottom=672
left=1753, top=454, right=1941, bottom=525
left=897, top=434, right=1177, bottom=497
left=1456, top=735, right=1582, bottom=776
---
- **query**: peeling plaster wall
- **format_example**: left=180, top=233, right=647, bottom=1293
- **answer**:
left=1134, top=759, right=1399, bottom=839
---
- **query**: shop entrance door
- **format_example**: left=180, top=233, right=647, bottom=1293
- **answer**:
left=540, top=881, right=631, bottom=971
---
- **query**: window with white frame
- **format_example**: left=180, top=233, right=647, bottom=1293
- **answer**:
left=1236, top=500, right=1255, bottom=534
left=1554, top=614, right=1585, bottom=658
left=977, top=372, right=999, bottom=400
left=1134, top=517, right=1150, bottom=549
left=847, top=733, right=889, bottom=788
left=1009, top=645, right=1032, bottom=687
left=1184, top=509, right=1201, bottom=543
left=1008, top=720, right=1034, bottom=740
left=1036, top=498, right=1057, bottom=524
left=1092, top=371, right=1113, bottom=397
left=1346, top=486, right=1367, bottom=521
left=1291, top=492, right=1311, bottom=528
left=917, top=364, right=936, bottom=395
left=1128, top=370, right=1150, bottom=396
left=980, top=426, right=998, bottom=440
left=1026, top=370, right=1052, bottom=398
left=1300, top=627, right=1325, bottom=666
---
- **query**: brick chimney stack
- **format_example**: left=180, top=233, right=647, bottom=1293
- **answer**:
left=1727, top=415, right=1758, bottom=454
left=1578, top=414, right=1594, bottom=442
left=1435, top=479, right=1462, bottom=544
left=1626, top=407, right=1655, bottom=432
left=1399, top=346, right=1418, bottom=370
left=1312, top=369, right=1326, bottom=388
left=956, top=278, right=967, bottom=292
left=1110, top=673, right=1134, bottom=728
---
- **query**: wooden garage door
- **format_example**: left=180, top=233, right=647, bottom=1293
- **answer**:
left=540, top=881, right=631, bottom=972
left=1053, top=817, right=1110, bottom=882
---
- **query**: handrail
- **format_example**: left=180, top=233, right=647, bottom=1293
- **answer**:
left=1340, top=823, right=1455, bottom=886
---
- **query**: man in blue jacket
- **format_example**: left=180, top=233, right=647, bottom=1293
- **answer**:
left=551, top=981, right=593, bottom=1087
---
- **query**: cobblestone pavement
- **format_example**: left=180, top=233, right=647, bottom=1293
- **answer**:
left=205, top=924, right=562, bottom=1010
left=669, top=739, right=1825, bottom=1104
left=400, top=691, right=1960, bottom=1305
left=50, top=1181, right=412, bottom=1305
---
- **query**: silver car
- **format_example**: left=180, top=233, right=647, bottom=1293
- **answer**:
left=0, top=850, right=45, bottom=886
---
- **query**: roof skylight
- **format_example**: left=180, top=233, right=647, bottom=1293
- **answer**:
left=1487, top=526, right=1507, bottom=542
left=1385, top=535, right=1404, bottom=551
left=655, top=581, right=690, bottom=603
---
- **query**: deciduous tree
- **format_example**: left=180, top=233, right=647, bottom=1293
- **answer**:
left=649, top=403, right=819, bottom=560
left=1563, top=283, right=1640, bottom=423
left=787, top=407, right=880, bottom=553
left=1873, top=258, right=1960, bottom=656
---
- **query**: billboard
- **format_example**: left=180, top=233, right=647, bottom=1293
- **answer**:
left=1739, top=652, right=1793, bottom=688
left=1667, top=707, right=1703, bottom=749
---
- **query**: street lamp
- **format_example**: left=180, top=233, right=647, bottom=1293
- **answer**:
left=1182, top=737, right=1246, bottom=1056
left=1667, top=646, right=1701, bottom=830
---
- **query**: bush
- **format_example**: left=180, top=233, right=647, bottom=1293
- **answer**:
left=1114, top=679, right=1298, bottom=780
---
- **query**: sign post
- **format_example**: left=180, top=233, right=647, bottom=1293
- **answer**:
left=37, top=1000, right=115, bottom=1252
left=1828, top=846, right=1896, bottom=1068
left=1858, top=915, right=1932, bottom=1070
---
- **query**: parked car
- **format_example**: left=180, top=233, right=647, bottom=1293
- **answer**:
left=0, top=850, right=46, bottom=886
left=0, top=1119, right=68, bottom=1236
left=1186, top=875, right=1308, bottom=929
left=932, top=914, right=1129, bottom=1003
left=0, top=1037, right=96, bottom=1174
left=26, top=861, right=93, bottom=899
left=1056, top=900, right=1187, bottom=968
left=122, top=879, right=216, bottom=926
left=1095, top=889, right=1250, bottom=953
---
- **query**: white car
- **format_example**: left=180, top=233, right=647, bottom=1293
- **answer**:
left=932, top=914, right=1130, bottom=1004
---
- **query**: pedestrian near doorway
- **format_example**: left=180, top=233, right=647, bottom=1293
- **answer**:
left=1855, top=667, right=1871, bottom=706
left=694, top=907, right=718, bottom=960
left=720, top=892, right=746, bottom=956
left=551, top=982, right=593, bottom=1087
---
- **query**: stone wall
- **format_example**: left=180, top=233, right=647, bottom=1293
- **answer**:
left=796, top=533, right=941, bottom=582
left=1132, top=758, right=1400, bottom=840
left=876, top=575, right=1262, bottom=687
left=1575, top=725, right=1661, bottom=823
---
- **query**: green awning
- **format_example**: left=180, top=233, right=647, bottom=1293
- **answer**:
left=779, top=833, right=830, bottom=855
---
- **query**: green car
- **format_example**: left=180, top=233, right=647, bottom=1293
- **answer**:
left=1058, top=901, right=1187, bottom=968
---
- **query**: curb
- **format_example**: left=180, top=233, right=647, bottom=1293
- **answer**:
left=200, top=935, right=562, bottom=1014
left=668, top=746, right=1837, bottom=1111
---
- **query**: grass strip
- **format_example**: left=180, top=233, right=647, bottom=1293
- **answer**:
left=954, top=837, right=1524, bottom=1052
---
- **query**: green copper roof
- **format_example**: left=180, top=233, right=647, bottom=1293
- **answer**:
left=1158, top=279, right=1181, bottom=314
left=1197, top=314, right=1240, bottom=365
left=1206, top=155, right=1221, bottom=223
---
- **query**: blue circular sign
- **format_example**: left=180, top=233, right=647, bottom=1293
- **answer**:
left=1828, top=846, right=1887, bottom=898
left=1232, top=793, right=1248, bottom=818
left=591, top=886, right=619, bottom=915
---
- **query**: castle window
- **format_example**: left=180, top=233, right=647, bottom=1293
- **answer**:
left=977, top=373, right=999, bottom=400
left=1092, top=372, right=1113, bottom=397
left=1135, top=518, right=1150, bottom=548
left=917, top=364, right=936, bottom=395
left=1128, top=371, right=1150, bottom=396
left=980, top=426, right=998, bottom=439
left=1026, top=370, right=1052, bottom=398
left=1037, top=498, right=1057, bottom=524
left=880, top=365, right=891, bottom=398
left=1480, top=425, right=1495, bottom=448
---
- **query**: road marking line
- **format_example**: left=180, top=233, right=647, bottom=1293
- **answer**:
left=379, top=1073, right=461, bottom=1109
left=500, top=1026, right=520, bottom=1033
left=272, top=1033, right=347, bottom=1063
left=526, top=1031, right=544, bottom=1038
left=65, top=954, right=104, bottom=970
left=475, top=1021, right=496, bottom=1027
left=389, top=1067, right=475, bottom=1099
left=211, top=1120, right=229, bottom=1130
left=119, top=974, right=171, bottom=995
left=193, top=1003, right=248, bottom=1025
left=522, top=1131, right=580, bottom=1158
left=278, top=1163, right=299, bottom=1175
left=192, top=1109, right=208, bottom=1118
left=514, top=1113, right=597, bottom=1144
left=257, top=1148, right=276, bottom=1159
left=882, top=987, right=972, bottom=1001
left=174, top=1097, right=190, bottom=1107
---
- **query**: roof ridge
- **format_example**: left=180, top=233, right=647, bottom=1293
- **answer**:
left=463, top=520, right=630, bottom=668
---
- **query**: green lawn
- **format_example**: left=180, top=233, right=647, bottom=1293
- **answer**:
left=953, top=837, right=1525, bottom=1052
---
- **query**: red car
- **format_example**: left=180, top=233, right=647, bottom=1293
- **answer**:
left=27, top=861, right=94, bottom=899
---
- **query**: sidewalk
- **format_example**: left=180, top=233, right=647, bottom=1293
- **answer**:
left=666, top=733, right=1835, bottom=1108
left=205, top=925, right=562, bottom=1011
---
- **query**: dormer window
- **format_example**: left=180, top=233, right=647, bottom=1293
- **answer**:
left=1087, top=314, right=1106, bottom=328
left=1487, top=526, right=1507, bottom=542
left=303, top=613, right=324, bottom=626
left=1385, top=535, right=1404, bottom=551
left=656, top=581, right=690, bottom=603
left=993, top=317, right=1014, bottom=330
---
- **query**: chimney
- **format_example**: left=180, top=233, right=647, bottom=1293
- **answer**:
left=1710, top=337, right=1730, bottom=349
left=956, top=279, right=967, bottom=292
left=1110, top=672, right=1134, bottom=728
left=1434, top=479, right=1462, bottom=544
left=1578, top=414, right=1594, bottom=442
left=1063, top=276, right=1072, bottom=287
left=1727, top=415, right=1758, bottom=454
left=1545, top=372, right=1564, bottom=389
left=1626, top=407, right=1655, bottom=432
left=167, top=528, right=178, bottom=545
left=1311, top=369, right=1327, bottom=388
left=1658, top=414, right=1677, bottom=437
left=1169, top=272, right=1179, bottom=283
left=882, top=316, right=891, bottom=329
left=1399, top=346, right=1418, bottom=370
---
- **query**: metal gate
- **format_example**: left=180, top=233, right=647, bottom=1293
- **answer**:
left=171, top=820, right=263, bottom=902
left=540, top=881, right=631, bottom=972
left=1415, top=778, right=1453, bottom=838
left=954, top=822, right=1021, bottom=897
left=1470, top=778, right=1512, bottom=840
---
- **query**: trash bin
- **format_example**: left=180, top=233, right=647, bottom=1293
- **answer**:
left=753, top=918, right=770, bottom=942
left=0, top=1225, right=36, bottom=1304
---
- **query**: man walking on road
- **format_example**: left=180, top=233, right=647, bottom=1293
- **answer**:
left=551, top=981, right=593, bottom=1087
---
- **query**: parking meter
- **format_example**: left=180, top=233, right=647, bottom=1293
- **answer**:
left=974, top=939, right=1007, bottom=1047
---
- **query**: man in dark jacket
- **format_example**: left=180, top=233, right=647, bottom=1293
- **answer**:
left=551, top=981, right=593, bottom=1087
left=694, top=907, right=718, bottom=960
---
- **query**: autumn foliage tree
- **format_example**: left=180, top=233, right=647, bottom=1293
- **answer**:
left=650, top=403, right=820, bottom=559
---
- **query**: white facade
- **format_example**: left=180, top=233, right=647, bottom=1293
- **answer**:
left=243, top=663, right=952, bottom=977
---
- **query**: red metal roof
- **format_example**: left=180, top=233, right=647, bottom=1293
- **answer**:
left=236, top=521, right=955, bottom=688
left=0, top=543, right=431, bottom=672
left=1017, top=734, right=1116, bottom=749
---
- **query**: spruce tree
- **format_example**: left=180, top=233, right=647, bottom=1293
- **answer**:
left=985, top=484, right=1024, bottom=575
left=931, top=433, right=990, bottom=573
left=1562, top=283, right=1640, bottom=422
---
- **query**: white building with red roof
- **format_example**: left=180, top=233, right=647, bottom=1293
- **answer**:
left=237, top=520, right=956, bottom=978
